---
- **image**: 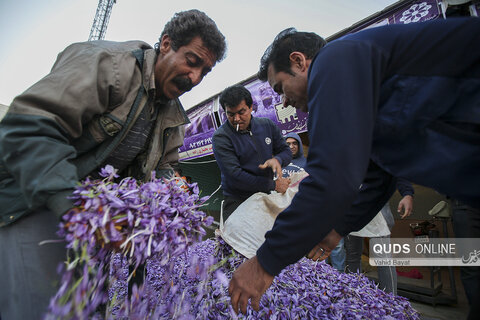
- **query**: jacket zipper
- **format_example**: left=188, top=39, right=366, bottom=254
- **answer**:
left=248, top=130, right=263, bottom=164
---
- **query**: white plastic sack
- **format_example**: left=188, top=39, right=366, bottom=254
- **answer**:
left=349, top=203, right=391, bottom=238
left=215, top=171, right=308, bottom=258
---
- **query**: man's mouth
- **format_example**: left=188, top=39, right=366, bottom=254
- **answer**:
left=172, top=76, right=193, bottom=92
left=234, top=122, right=243, bottom=131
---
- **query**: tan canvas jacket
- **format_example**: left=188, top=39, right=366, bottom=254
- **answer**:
left=0, top=40, right=189, bottom=225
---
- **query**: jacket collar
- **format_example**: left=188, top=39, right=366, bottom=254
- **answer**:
left=143, top=49, right=158, bottom=97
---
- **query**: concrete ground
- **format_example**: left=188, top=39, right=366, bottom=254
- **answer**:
left=411, top=300, right=468, bottom=320
left=365, top=265, right=470, bottom=320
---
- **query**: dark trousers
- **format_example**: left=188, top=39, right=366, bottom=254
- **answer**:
left=345, top=234, right=397, bottom=294
left=0, top=208, right=66, bottom=320
left=450, top=200, right=480, bottom=320
left=345, top=204, right=397, bottom=294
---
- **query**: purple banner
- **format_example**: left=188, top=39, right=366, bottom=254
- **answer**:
left=217, top=78, right=309, bottom=135
left=349, top=0, right=442, bottom=33
left=389, top=0, right=441, bottom=24
left=179, top=99, right=217, bottom=160
left=179, top=0, right=444, bottom=161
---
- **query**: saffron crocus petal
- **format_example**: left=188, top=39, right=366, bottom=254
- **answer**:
left=47, top=165, right=227, bottom=319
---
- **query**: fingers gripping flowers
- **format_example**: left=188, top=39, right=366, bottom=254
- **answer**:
left=62, top=165, right=211, bottom=266
left=46, top=165, right=419, bottom=319
left=46, top=165, right=213, bottom=319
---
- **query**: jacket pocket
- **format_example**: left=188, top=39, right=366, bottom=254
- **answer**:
left=72, top=114, right=123, bottom=155
left=99, top=115, right=123, bottom=137
left=0, top=176, right=30, bottom=226
left=83, top=114, right=123, bottom=142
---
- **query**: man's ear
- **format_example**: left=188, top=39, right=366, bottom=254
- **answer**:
left=289, top=52, right=308, bottom=72
left=159, top=34, right=172, bottom=55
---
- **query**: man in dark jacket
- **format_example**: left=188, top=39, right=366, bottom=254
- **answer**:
left=212, top=85, right=292, bottom=220
left=228, top=18, right=480, bottom=318
left=282, top=132, right=347, bottom=271
left=0, top=9, right=226, bottom=319
left=282, top=132, right=306, bottom=177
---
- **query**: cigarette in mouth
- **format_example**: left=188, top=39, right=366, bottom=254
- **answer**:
left=236, top=124, right=239, bottom=131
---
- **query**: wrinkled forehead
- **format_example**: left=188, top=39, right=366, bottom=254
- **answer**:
left=171, top=36, right=215, bottom=70
left=188, top=37, right=217, bottom=67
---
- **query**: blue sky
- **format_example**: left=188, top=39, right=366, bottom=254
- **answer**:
left=0, top=0, right=398, bottom=109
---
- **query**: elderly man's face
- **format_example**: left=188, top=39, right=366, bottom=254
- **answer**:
left=154, top=35, right=216, bottom=100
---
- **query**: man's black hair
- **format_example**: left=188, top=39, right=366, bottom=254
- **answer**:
left=155, top=9, right=227, bottom=63
left=258, top=28, right=326, bottom=81
left=173, top=167, right=183, bottom=176
left=219, top=85, right=253, bottom=110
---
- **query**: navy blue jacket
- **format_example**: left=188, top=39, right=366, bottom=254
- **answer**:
left=212, top=117, right=291, bottom=200
left=258, top=18, right=480, bottom=276
left=396, top=178, right=414, bottom=198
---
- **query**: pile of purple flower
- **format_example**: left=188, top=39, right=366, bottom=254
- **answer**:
left=126, top=238, right=419, bottom=319
left=46, top=165, right=419, bottom=319
left=45, top=165, right=213, bottom=319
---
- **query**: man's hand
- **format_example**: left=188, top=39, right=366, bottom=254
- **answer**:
left=397, top=195, right=413, bottom=219
left=258, top=157, right=282, bottom=178
left=274, top=176, right=290, bottom=193
left=229, top=256, right=274, bottom=314
left=306, top=229, right=342, bottom=261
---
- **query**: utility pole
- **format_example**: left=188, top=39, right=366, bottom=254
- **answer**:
left=88, top=0, right=116, bottom=41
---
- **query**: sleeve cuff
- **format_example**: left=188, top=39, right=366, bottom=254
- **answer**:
left=335, top=224, right=352, bottom=237
left=46, top=189, right=75, bottom=219
left=269, top=179, right=276, bottom=192
left=256, top=242, right=286, bottom=276
left=273, top=156, right=283, bottom=167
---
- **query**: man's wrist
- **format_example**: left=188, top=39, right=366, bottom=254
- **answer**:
left=256, top=243, right=283, bottom=276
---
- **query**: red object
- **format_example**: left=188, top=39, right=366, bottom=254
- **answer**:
left=397, top=268, right=423, bottom=279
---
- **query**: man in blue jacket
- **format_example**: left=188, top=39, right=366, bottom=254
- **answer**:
left=283, top=132, right=347, bottom=271
left=228, top=18, right=480, bottom=318
left=282, top=132, right=306, bottom=177
left=213, top=85, right=292, bottom=220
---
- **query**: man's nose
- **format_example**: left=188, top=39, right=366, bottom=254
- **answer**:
left=282, top=95, right=291, bottom=108
left=234, top=114, right=241, bottom=122
left=189, top=69, right=202, bottom=86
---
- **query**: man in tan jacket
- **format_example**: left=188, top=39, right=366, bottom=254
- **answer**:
left=0, top=9, right=226, bottom=319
